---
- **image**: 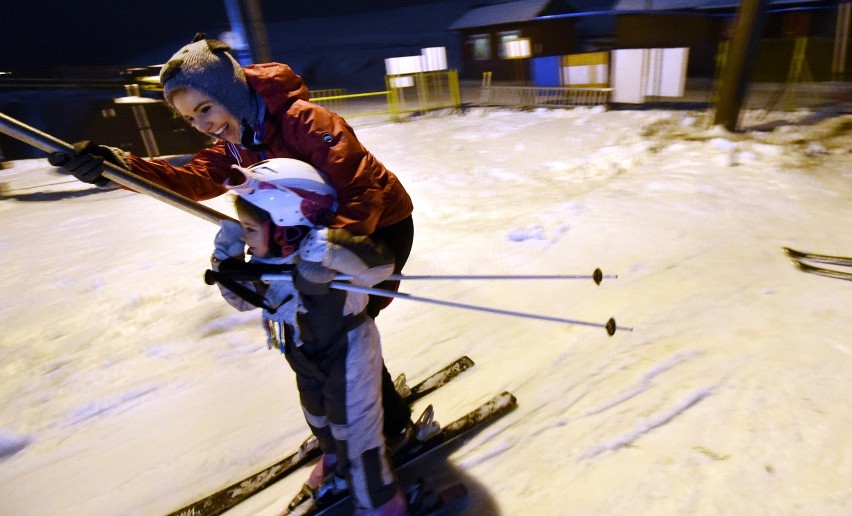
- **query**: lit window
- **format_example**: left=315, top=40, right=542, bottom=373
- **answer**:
left=497, top=31, right=521, bottom=58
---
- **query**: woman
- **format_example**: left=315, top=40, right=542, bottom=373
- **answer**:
left=50, top=35, right=416, bottom=502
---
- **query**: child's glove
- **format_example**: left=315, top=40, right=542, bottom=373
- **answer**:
left=293, top=260, right=336, bottom=295
left=48, top=141, right=128, bottom=186
left=299, top=228, right=330, bottom=263
left=212, top=220, right=245, bottom=262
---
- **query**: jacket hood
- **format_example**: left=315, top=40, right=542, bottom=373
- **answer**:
left=245, top=63, right=309, bottom=115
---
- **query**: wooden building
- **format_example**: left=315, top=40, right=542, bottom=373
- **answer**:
left=449, top=0, right=847, bottom=83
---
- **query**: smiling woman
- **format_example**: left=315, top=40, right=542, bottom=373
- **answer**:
left=170, top=88, right=244, bottom=144
left=160, top=36, right=258, bottom=146
left=46, top=32, right=420, bottom=514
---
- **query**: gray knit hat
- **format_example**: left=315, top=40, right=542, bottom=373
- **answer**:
left=160, top=35, right=258, bottom=127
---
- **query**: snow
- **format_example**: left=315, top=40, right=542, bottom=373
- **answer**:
left=1, top=105, right=851, bottom=515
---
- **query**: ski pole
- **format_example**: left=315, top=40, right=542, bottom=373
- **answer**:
left=259, top=274, right=630, bottom=336
left=336, top=268, right=614, bottom=285
left=211, top=260, right=614, bottom=285
left=0, top=112, right=234, bottom=226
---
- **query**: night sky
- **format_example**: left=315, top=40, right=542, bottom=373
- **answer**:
left=1, top=0, right=476, bottom=76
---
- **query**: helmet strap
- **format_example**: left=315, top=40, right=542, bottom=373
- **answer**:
left=264, top=221, right=283, bottom=257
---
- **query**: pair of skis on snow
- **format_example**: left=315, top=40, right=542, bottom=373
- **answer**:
left=167, top=356, right=516, bottom=516
left=783, top=247, right=852, bottom=282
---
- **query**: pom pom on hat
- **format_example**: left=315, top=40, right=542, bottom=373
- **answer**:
left=160, top=34, right=258, bottom=127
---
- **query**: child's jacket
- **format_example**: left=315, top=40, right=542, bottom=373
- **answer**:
left=217, top=227, right=395, bottom=356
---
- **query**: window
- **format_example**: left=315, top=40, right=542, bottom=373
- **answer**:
left=497, top=31, right=522, bottom=58
left=468, top=34, right=491, bottom=61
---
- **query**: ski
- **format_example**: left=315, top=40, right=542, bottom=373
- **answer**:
left=790, top=260, right=852, bottom=282
left=783, top=247, right=852, bottom=268
left=167, top=356, right=475, bottom=516
left=294, top=391, right=518, bottom=516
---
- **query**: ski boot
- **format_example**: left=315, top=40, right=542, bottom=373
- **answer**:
left=286, top=453, right=347, bottom=512
left=389, top=404, right=442, bottom=460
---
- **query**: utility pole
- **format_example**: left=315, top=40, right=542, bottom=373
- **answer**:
left=713, top=0, right=769, bottom=131
left=242, top=0, right=272, bottom=63
left=833, top=2, right=851, bottom=81
left=223, top=0, right=271, bottom=64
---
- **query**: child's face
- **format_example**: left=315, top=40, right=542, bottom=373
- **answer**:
left=171, top=87, right=242, bottom=145
left=237, top=212, right=273, bottom=258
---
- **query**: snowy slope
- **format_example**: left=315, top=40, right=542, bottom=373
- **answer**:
left=0, top=106, right=850, bottom=515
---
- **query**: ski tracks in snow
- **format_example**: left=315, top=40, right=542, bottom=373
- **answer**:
left=519, top=349, right=718, bottom=460
left=581, top=351, right=699, bottom=417
left=66, top=384, right=160, bottom=426
left=582, top=387, right=714, bottom=459
left=579, top=350, right=717, bottom=459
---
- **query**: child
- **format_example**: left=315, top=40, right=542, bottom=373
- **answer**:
left=211, top=158, right=406, bottom=515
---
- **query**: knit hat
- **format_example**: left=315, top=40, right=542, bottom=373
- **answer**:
left=160, top=34, right=258, bottom=128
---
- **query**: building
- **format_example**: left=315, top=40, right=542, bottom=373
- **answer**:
left=449, top=0, right=847, bottom=83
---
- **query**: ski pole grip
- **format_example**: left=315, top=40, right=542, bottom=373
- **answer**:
left=204, top=270, right=219, bottom=285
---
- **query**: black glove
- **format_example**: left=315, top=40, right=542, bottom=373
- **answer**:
left=293, top=261, right=337, bottom=296
left=48, top=141, right=127, bottom=185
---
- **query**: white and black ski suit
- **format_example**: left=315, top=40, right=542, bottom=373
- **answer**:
left=214, top=227, right=399, bottom=511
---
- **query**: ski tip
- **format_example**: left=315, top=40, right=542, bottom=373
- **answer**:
left=499, top=391, right=519, bottom=408
left=782, top=247, right=799, bottom=259
left=593, top=268, right=603, bottom=285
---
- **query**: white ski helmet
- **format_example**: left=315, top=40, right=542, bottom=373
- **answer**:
left=226, top=158, right=338, bottom=227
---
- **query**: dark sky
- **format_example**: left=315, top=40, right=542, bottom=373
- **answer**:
left=0, top=0, right=475, bottom=76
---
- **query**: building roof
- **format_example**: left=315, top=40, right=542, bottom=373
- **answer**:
left=694, top=0, right=824, bottom=9
left=449, top=0, right=831, bottom=31
left=450, top=0, right=830, bottom=30
left=448, top=0, right=571, bottom=30
left=613, top=0, right=703, bottom=9
left=613, top=0, right=825, bottom=10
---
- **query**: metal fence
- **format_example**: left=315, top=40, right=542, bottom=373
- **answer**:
left=479, top=85, right=612, bottom=108
left=386, top=70, right=462, bottom=119
left=310, top=70, right=462, bottom=121
left=310, top=88, right=348, bottom=114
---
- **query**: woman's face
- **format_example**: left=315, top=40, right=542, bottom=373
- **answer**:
left=170, top=87, right=242, bottom=144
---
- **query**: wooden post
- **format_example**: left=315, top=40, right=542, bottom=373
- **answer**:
left=834, top=2, right=852, bottom=80
left=242, top=0, right=272, bottom=63
left=713, top=0, right=770, bottom=131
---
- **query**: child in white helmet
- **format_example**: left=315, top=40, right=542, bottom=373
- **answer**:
left=211, top=158, right=407, bottom=515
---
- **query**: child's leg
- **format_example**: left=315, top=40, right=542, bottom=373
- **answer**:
left=288, top=357, right=336, bottom=455
left=324, top=321, right=402, bottom=512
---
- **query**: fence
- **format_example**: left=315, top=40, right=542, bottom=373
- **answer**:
left=479, top=85, right=612, bottom=108
left=386, top=70, right=461, bottom=119
left=310, top=70, right=462, bottom=121
left=309, top=88, right=348, bottom=114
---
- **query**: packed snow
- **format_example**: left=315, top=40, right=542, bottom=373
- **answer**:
left=1, top=104, right=851, bottom=515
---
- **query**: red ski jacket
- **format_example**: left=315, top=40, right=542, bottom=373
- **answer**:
left=125, top=63, right=413, bottom=235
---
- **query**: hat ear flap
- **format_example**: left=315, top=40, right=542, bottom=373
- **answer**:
left=190, top=32, right=230, bottom=52
left=206, top=39, right=232, bottom=52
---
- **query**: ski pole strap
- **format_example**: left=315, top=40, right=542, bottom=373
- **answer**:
left=204, top=269, right=277, bottom=312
